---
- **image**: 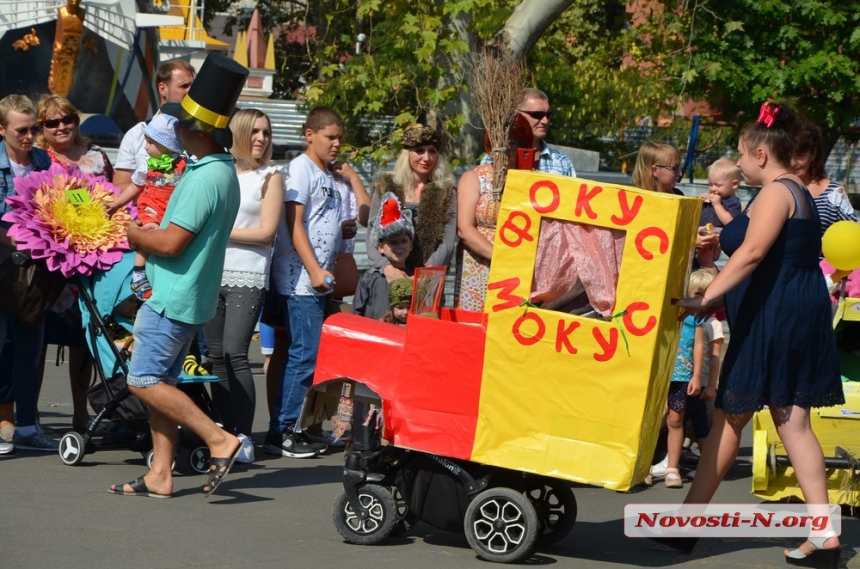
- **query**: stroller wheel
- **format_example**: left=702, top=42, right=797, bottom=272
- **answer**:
left=145, top=449, right=176, bottom=473
left=332, top=484, right=397, bottom=545
left=59, top=431, right=87, bottom=466
left=523, top=476, right=577, bottom=545
left=464, top=487, right=539, bottom=563
left=188, top=446, right=211, bottom=474
left=389, top=486, right=418, bottom=536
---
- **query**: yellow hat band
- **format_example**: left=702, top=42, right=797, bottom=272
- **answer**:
left=181, top=97, right=231, bottom=129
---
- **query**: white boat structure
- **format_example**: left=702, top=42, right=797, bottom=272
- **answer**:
left=0, top=0, right=228, bottom=131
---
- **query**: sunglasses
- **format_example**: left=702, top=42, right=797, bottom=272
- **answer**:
left=519, top=110, right=552, bottom=121
left=41, top=114, right=77, bottom=129
left=13, top=125, right=41, bottom=137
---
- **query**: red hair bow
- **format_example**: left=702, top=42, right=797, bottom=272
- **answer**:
left=757, top=103, right=779, bottom=128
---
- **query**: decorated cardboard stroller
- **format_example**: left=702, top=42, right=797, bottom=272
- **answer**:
left=300, top=170, right=701, bottom=562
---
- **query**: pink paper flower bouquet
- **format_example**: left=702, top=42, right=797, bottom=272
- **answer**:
left=2, top=163, right=136, bottom=277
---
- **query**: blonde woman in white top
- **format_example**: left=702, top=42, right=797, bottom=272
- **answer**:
left=203, top=109, right=283, bottom=454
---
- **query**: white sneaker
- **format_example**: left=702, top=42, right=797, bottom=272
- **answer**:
left=0, top=424, right=15, bottom=442
left=236, top=433, right=255, bottom=464
left=650, top=455, right=669, bottom=478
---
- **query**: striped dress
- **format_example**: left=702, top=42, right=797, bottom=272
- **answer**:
left=814, top=180, right=856, bottom=234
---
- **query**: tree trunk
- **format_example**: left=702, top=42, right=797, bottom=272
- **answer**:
left=442, top=10, right=483, bottom=163
left=451, top=0, right=576, bottom=162
left=491, top=0, right=577, bottom=57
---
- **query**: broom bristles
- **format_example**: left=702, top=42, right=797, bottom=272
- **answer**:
left=469, top=47, right=527, bottom=200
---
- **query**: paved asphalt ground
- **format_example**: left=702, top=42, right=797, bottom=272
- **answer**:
left=2, top=341, right=858, bottom=569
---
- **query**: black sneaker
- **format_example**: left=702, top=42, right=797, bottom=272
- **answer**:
left=262, top=431, right=321, bottom=458
left=295, top=431, right=328, bottom=454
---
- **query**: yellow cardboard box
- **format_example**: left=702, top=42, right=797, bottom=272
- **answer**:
left=472, top=170, right=701, bottom=491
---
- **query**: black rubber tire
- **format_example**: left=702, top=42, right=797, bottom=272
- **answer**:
left=464, top=487, right=539, bottom=563
left=188, top=446, right=211, bottom=474
left=523, top=476, right=577, bottom=545
left=332, top=485, right=398, bottom=545
left=389, top=486, right=418, bottom=536
left=58, top=431, right=86, bottom=466
left=145, top=449, right=176, bottom=472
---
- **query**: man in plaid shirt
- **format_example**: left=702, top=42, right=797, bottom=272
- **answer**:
left=481, top=88, right=576, bottom=177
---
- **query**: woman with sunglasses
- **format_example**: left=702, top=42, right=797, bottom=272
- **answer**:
left=36, top=95, right=114, bottom=181
left=633, top=141, right=720, bottom=267
left=632, top=141, right=683, bottom=194
left=365, top=124, right=457, bottom=281
left=0, top=94, right=57, bottom=453
left=35, top=94, right=115, bottom=436
left=633, top=141, right=719, bottom=486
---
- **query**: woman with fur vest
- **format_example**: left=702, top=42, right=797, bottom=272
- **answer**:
left=365, top=124, right=457, bottom=280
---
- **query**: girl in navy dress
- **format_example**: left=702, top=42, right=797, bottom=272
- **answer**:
left=671, top=102, right=844, bottom=567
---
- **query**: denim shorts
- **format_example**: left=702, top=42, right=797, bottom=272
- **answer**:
left=127, top=303, right=196, bottom=388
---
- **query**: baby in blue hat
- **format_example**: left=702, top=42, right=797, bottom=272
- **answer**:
left=128, top=113, right=188, bottom=300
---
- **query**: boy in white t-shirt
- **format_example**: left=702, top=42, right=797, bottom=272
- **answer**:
left=265, top=106, right=348, bottom=458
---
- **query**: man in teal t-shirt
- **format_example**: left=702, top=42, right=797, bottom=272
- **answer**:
left=110, top=53, right=249, bottom=500
left=146, top=154, right=238, bottom=324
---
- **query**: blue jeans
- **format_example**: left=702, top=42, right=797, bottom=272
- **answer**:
left=127, top=303, right=196, bottom=388
left=0, top=306, right=44, bottom=427
left=269, top=294, right=327, bottom=433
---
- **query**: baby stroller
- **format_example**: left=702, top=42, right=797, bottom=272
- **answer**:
left=298, top=171, right=701, bottom=563
left=57, top=251, right=220, bottom=474
left=300, top=268, right=577, bottom=563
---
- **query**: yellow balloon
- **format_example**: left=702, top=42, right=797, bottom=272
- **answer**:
left=822, top=220, right=860, bottom=271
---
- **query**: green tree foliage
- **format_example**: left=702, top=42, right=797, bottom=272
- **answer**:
left=203, top=1, right=676, bottom=166
left=527, top=0, right=673, bottom=166
left=202, top=1, right=354, bottom=100
left=301, top=0, right=497, bottom=164
left=634, top=0, right=860, bottom=147
left=299, top=0, right=676, bottom=164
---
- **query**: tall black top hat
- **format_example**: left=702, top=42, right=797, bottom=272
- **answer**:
left=161, top=53, right=249, bottom=147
